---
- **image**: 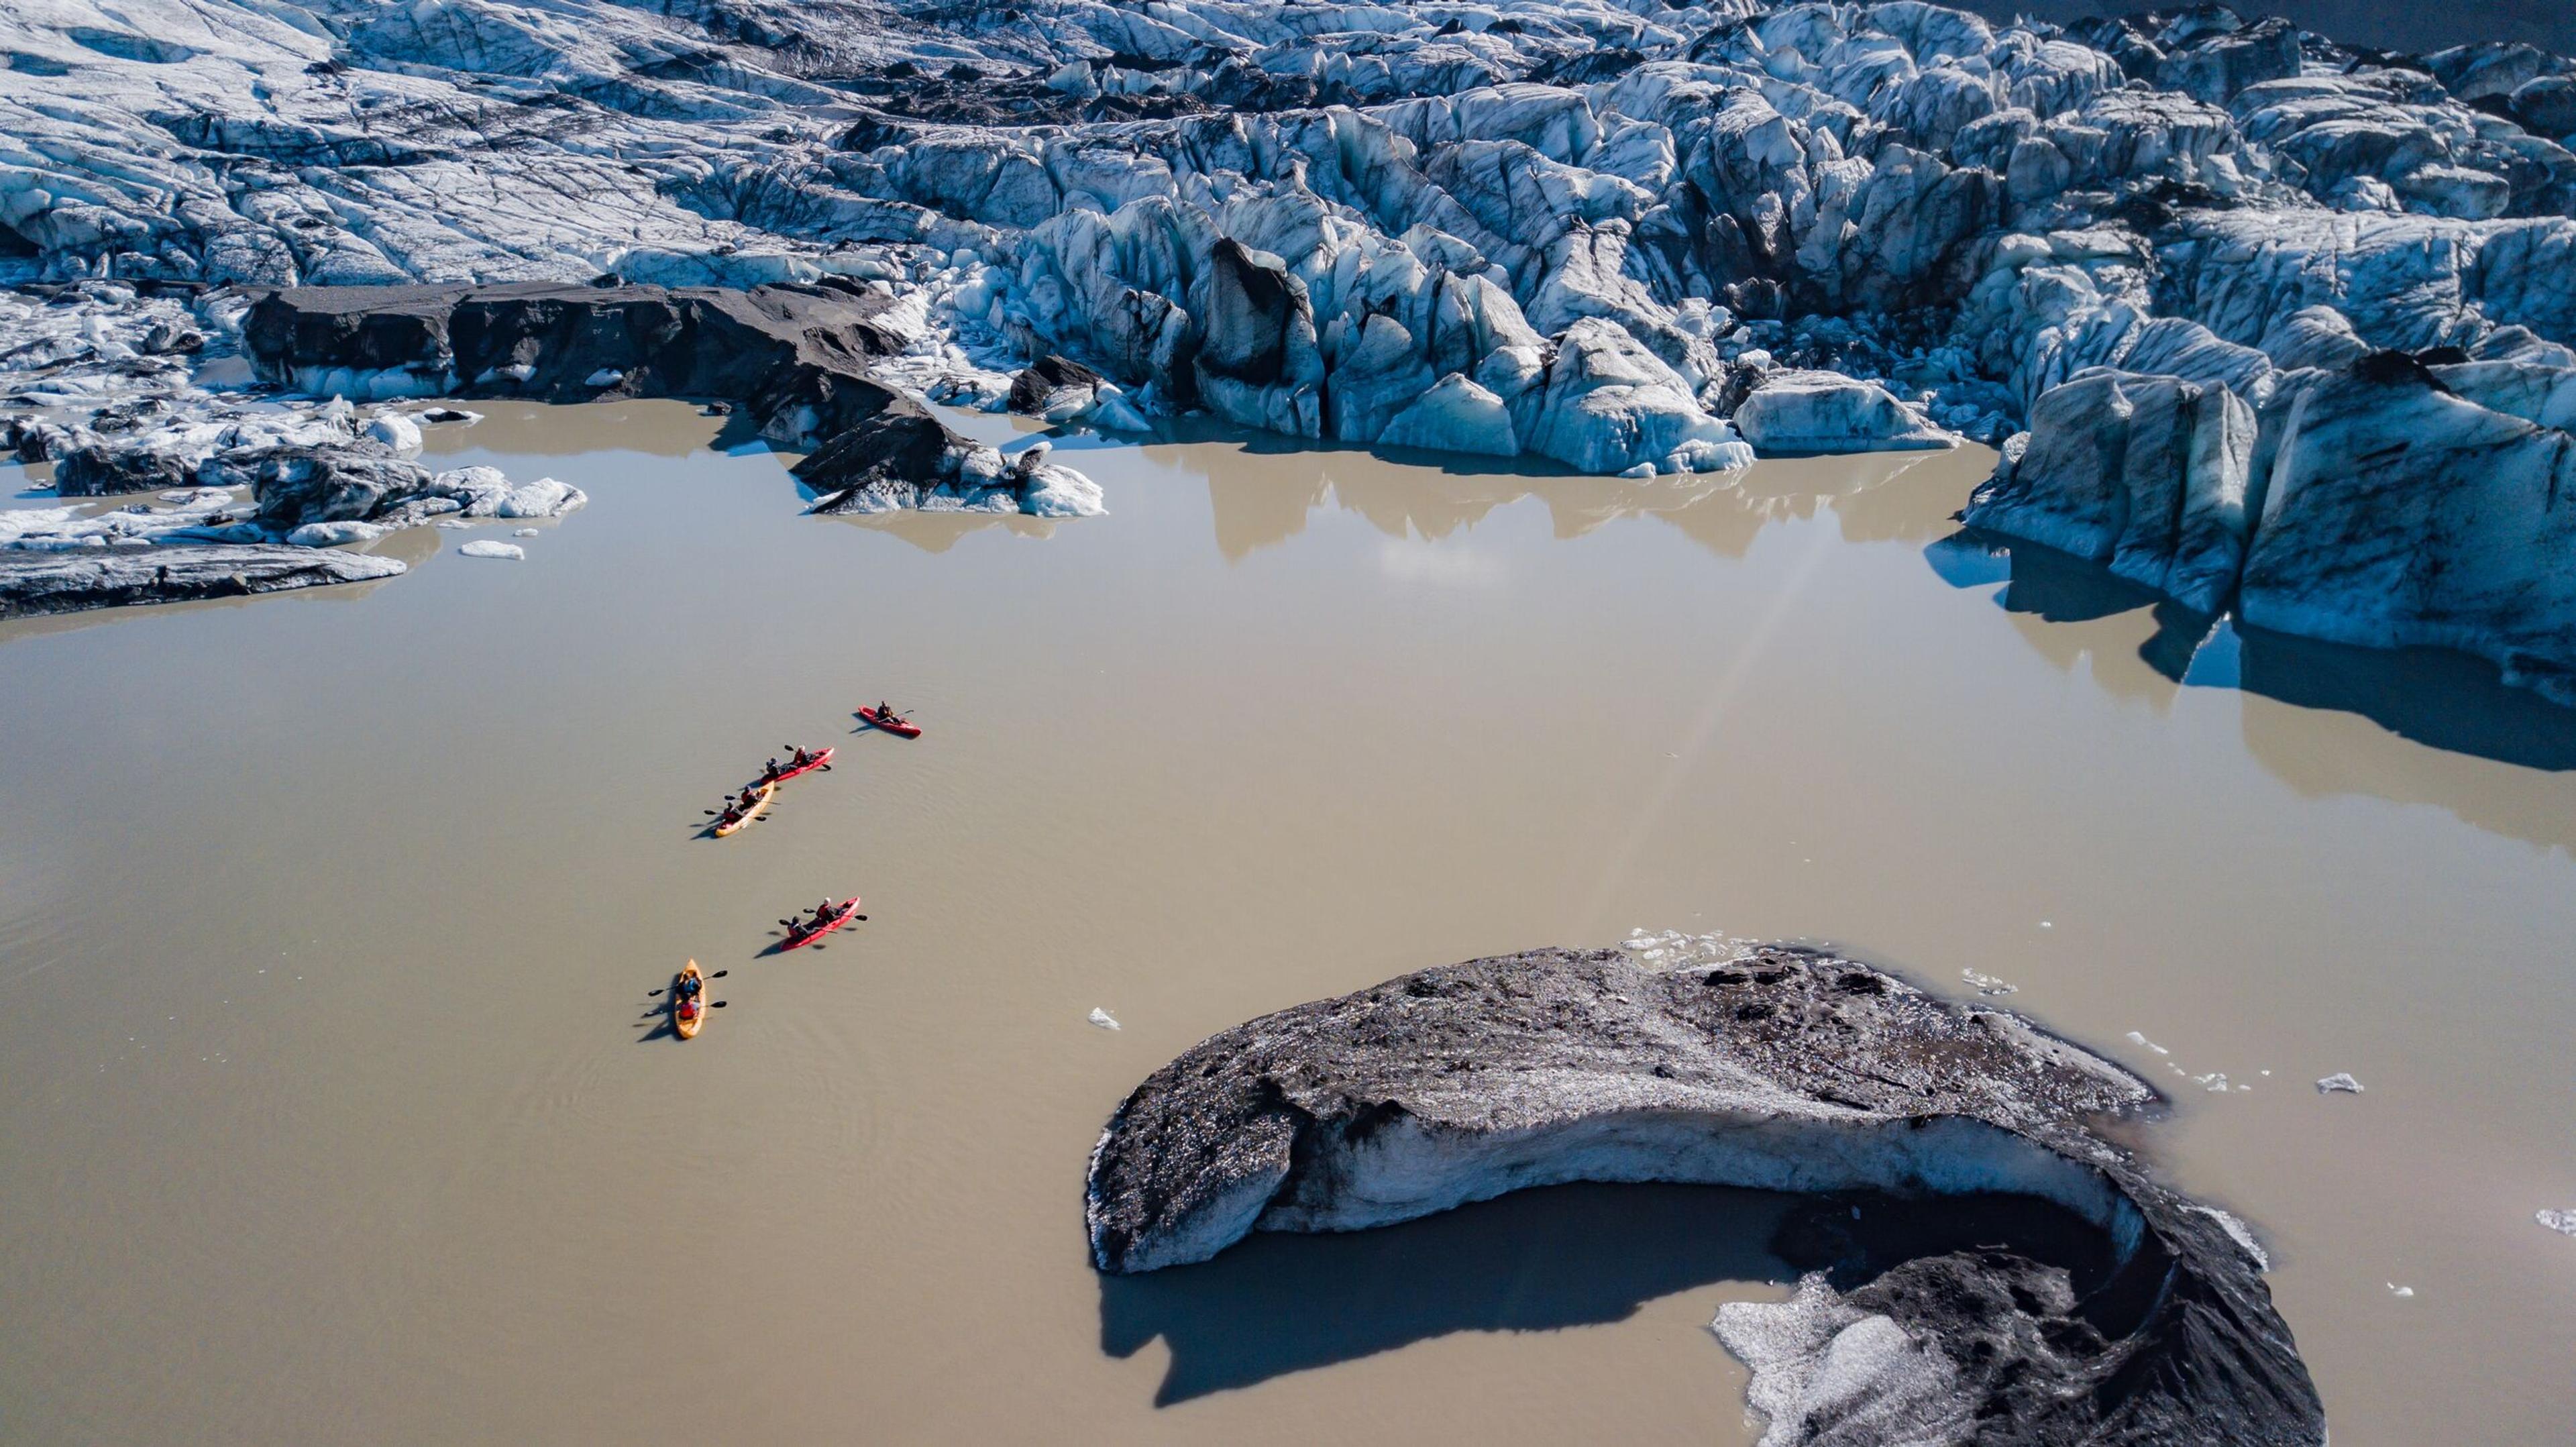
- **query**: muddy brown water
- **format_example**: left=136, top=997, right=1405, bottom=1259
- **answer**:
left=3, top=400, right=2571, bottom=1444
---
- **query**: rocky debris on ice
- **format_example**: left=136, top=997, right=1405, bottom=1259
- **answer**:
left=0, top=544, right=405, bottom=619
left=804, top=421, right=1105, bottom=518
left=1087, top=945, right=2323, bottom=1446
left=1008, top=356, right=1148, bottom=431
left=238, top=280, right=1083, bottom=517
left=1971, top=350, right=2576, bottom=704
left=0, top=283, right=594, bottom=612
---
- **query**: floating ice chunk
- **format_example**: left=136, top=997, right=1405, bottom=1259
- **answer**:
left=513, top=527, right=539, bottom=537
left=1087, top=1008, right=1120, bottom=1031
left=1022, top=462, right=1106, bottom=518
left=435, top=519, right=475, bottom=530
left=2127, top=1031, right=2170, bottom=1055
left=286, top=520, right=388, bottom=547
left=2194, top=1073, right=2230, bottom=1092
left=364, top=412, right=423, bottom=456
left=2315, top=1073, right=2364, bottom=1095
left=2385, top=1283, right=2413, bottom=1298
left=2536, top=1210, right=2576, bottom=1237
left=584, top=368, right=625, bottom=388
left=1961, top=969, right=2018, bottom=996
left=458, top=540, right=524, bottom=560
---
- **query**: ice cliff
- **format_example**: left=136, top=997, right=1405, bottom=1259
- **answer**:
left=3, top=0, right=2573, bottom=674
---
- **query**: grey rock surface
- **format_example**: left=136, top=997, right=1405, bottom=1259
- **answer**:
left=0, top=544, right=405, bottom=619
left=1087, top=944, right=2324, bottom=1446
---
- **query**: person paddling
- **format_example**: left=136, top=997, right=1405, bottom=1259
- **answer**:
left=873, top=701, right=903, bottom=726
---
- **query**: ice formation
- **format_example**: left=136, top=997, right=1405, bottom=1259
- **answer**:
left=0, top=0, right=2569, bottom=672
left=1086, top=945, right=2324, bottom=1444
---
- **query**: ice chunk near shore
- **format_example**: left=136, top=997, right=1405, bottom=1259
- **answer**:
left=438, top=468, right=588, bottom=520
left=1087, top=1008, right=1120, bottom=1031
left=1379, top=376, right=1520, bottom=458
left=1020, top=460, right=1106, bottom=518
left=2316, top=1073, right=2365, bottom=1094
left=1961, top=969, right=2018, bottom=996
left=285, top=520, right=388, bottom=547
left=458, top=540, right=524, bottom=560
left=1733, top=371, right=1957, bottom=455
left=364, top=413, right=423, bottom=457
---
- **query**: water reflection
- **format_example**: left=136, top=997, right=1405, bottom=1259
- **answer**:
left=821, top=509, right=1060, bottom=553
left=1097, top=1183, right=1790, bottom=1405
left=1173, top=434, right=1988, bottom=562
left=417, top=398, right=723, bottom=459
left=1929, top=528, right=2576, bottom=849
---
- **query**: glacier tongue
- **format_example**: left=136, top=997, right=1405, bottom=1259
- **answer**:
left=3, top=0, right=2576, bottom=658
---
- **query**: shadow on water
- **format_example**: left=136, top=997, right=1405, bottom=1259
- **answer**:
left=1096, top=1182, right=1793, bottom=1405
left=1927, top=528, right=2576, bottom=847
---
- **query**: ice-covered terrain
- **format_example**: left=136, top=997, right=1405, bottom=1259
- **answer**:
left=2, top=0, right=2573, bottom=671
left=1085, top=945, right=2325, bottom=1445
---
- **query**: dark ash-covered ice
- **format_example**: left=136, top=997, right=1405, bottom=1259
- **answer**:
left=1087, top=945, right=2324, bottom=1446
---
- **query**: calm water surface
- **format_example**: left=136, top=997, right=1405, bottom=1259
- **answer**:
left=3, top=401, right=2571, bottom=1444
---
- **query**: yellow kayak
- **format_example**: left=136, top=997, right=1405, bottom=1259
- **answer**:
left=712, top=782, right=773, bottom=837
left=672, top=960, right=707, bottom=1040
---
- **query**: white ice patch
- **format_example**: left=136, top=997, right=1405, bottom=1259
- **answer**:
left=2537, top=1209, right=2576, bottom=1237
left=286, top=520, right=387, bottom=547
left=2315, top=1073, right=2365, bottom=1095
left=1087, top=1008, right=1120, bottom=1031
left=1715, top=1277, right=1971, bottom=1447
left=1961, top=969, right=2017, bottom=996
left=2127, top=1031, right=2171, bottom=1055
left=2194, top=1206, right=2271, bottom=1271
left=1620, top=929, right=1757, bottom=971
left=364, top=412, right=423, bottom=456
left=458, top=540, right=524, bottom=560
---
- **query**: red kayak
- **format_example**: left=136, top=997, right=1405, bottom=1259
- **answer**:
left=857, top=707, right=921, bottom=739
left=782, top=896, right=862, bottom=951
left=758, top=746, right=835, bottom=786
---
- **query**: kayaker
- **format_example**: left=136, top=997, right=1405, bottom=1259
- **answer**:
left=714, top=805, right=743, bottom=829
left=874, top=701, right=902, bottom=725
left=763, top=756, right=782, bottom=781
left=790, top=745, right=814, bottom=768
left=737, top=787, right=762, bottom=811
left=676, top=973, right=701, bottom=1002
left=808, top=899, right=838, bottom=931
